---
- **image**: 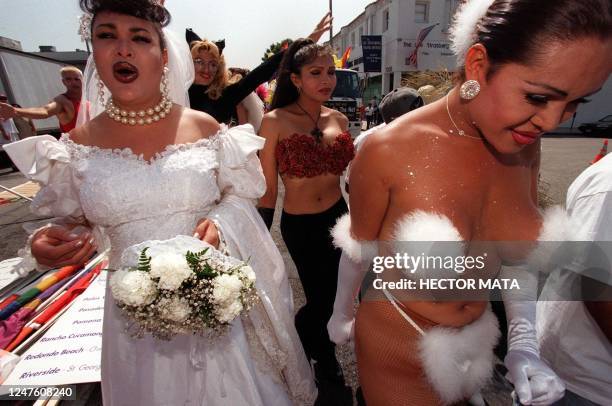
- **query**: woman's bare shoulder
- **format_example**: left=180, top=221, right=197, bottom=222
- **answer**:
left=371, top=110, right=445, bottom=150
left=263, top=107, right=293, bottom=121
left=260, top=108, right=293, bottom=136
left=325, top=107, right=349, bottom=130
left=181, top=107, right=221, bottom=138
left=67, top=118, right=98, bottom=146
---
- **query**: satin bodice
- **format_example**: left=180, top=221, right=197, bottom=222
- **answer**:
left=62, top=135, right=222, bottom=263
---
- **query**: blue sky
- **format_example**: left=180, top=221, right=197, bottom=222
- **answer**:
left=0, top=0, right=373, bottom=68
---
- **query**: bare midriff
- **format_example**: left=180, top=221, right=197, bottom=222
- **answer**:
left=400, top=300, right=487, bottom=327
left=373, top=260, right=494, bottom=327
left=282, top=173, right=343, bottom=214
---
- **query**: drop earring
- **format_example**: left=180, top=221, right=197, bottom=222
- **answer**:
left=96, top=72, right=106, bottom=105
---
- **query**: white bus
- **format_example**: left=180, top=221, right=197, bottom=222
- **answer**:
left=325, top=68, right=362, bottom=137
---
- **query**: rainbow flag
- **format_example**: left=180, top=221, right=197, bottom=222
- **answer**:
left=340, top=46, right=352, bottom=69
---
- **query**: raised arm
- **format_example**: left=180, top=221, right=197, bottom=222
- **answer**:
left=223, top=12, right=333, bottom=105
left=0, top=99, right=64, bottom=121
left=223, top=52, right=286, bottom=106
left=307, top=12, right=333, bottom=44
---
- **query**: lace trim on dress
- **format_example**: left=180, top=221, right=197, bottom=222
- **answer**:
left=59, top=128, right=224, bottom=164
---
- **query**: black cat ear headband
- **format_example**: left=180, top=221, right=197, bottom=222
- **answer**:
left=186, top=28, right=225, bottom=54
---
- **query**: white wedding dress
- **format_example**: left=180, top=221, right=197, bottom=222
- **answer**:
left=6, top=125, right=316, bottom=406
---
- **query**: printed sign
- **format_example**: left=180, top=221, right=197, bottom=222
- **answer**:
left=2, top=272, right=106, bottom=388
left=361, top=35, right=382, bottom=73
left=325, top=100, right=358, bottom=121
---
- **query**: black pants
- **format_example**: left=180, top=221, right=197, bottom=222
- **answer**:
left=281, top=198, right=348, bottom=367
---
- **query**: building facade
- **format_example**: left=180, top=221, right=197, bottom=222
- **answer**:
left=328, top=0, right=611, bottom=128
left=328, top=0, right=460, bottom=101
left=32, top=48, right=89, bottom=72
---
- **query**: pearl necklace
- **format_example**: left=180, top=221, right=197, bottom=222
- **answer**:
left=105, top=97, right=173, bottom=126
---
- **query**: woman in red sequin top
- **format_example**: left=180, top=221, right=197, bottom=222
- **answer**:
left=258, top=38, right=354, bottom=402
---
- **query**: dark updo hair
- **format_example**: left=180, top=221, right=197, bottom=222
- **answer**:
left=453, top=0, right=611, bottom=77
left=80, top=0, right=171, bottom=49
left=270, top=38, right=334, bottom=110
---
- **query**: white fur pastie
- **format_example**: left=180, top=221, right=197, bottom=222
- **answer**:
left=331, top=213, right=377, bottom=263
left=529, top=206, right=575, bottom=273
left=419, top=308, right=500, bottom=404
left=392, top=210, right=466, bottom=278
left=392, top=210, right=463, bottom=242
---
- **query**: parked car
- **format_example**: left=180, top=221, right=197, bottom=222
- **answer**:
left=578, top=115, right=612, bottom=135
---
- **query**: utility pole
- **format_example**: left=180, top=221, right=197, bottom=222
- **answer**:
left=329, top=0, right=333, bottom=48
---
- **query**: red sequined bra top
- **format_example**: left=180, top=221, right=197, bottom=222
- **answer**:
left=276, top=131, right=355, bottom=178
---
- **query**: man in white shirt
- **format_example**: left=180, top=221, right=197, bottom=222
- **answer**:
left=365, top=103, right=373, bottom=129
left=537, top=153, right=612, bottom=406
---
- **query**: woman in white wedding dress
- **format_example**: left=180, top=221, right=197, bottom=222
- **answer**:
left=4, top=1, right=316, bottom=405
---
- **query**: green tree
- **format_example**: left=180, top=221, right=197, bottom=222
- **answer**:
left=261, top=39, right=293, bottom=62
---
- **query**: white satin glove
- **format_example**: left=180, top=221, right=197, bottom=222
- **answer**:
left=327, top=311, right=354, bottom=345
left=327, top=252, right=368, bottom=344
left=505, top=349, right=565, bottom=406
left=501, top=266, right=565, bottom=406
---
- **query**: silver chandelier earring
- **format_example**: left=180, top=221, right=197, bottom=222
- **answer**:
left=161, top=66, right=170, bottom=98
left=459, top=79, right=481, bottom=100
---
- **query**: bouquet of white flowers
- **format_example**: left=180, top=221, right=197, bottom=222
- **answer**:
left=110, top=236, right=258, bottom=340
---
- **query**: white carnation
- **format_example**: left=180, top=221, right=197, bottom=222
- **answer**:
left=216, top=301, right=243, bottom=323
left=110, top=270, right=157, bottom=307
left=212, top=274, right=243, bottom=306
left=158, top=296, right=191, bottom=322
left=150, top=253, right=194, bottom=291
left=241, top=266, right=256, bottom=283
